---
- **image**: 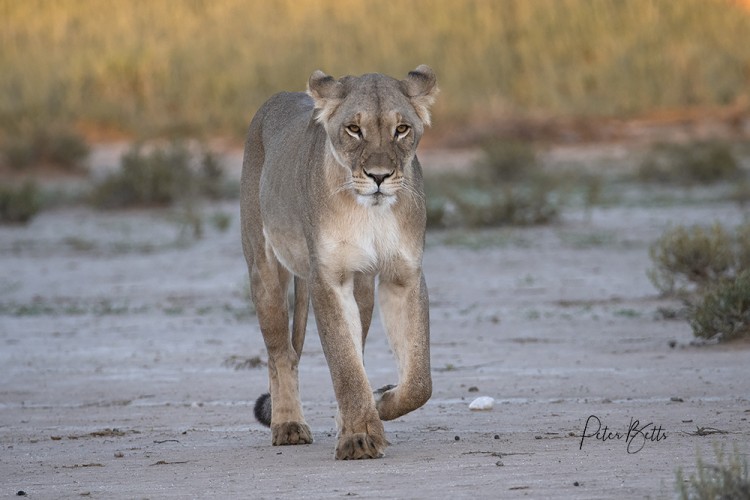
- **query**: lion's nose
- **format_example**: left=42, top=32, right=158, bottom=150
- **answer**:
left=364, top=169, right=393, bottom=187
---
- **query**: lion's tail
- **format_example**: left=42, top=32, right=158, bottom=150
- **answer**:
left=254, top=393, right=272, bottom=427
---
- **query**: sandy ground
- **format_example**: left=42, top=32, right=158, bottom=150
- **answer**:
left=1, top=175, right=749, bottom=498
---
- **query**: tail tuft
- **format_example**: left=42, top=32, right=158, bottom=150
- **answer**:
left=254, top=393, right=272, bottom=427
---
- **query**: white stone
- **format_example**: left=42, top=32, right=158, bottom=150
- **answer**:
left=469, top=396, right=495, bottom=411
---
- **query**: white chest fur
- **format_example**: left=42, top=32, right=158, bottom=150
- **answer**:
left=318, top=203, right=412, bottom=275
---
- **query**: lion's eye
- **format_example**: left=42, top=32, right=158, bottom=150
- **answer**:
left=346, top=124, right=361, bottom=136
left=395, top=124, right=410, bottom=137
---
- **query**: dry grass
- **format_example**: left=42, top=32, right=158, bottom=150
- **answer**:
left=2, top=0, right=749, bottom=141
left=677, top=446, right=750, bottom=499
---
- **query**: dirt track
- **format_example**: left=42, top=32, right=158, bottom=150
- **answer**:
left=1, top=186, right=749, bottom=498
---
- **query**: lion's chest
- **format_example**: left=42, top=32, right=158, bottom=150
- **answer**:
left=317, top=206, right=412, bottom=275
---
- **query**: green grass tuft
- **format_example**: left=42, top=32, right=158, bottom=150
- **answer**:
left=0, top=181, right=41, bottom=224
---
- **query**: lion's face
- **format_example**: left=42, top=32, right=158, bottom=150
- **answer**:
left=307, top=67, right=438, bottom=206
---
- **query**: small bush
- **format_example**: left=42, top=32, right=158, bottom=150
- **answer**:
left=650, top=222, right=750, bottom=342
left=425, top=140, right=560, bottom=229
left=210, top=212, right=232, bottom=232
left=0, top=182, right=41, bottom=224
left=90, top=142, right=225, bottom=209
left=199, top=151, right=227, bottom=200
left=454, top=186, right=558, bottom=227
left=677, top=446, right=750, bottom=500
left=648, top=223, right=738, bottom=295
left=689, top=270, right=750, bottom=342
left=1, top=129, right=89, bottom=172
left=426, top=179, right=560, bottom=229
left=475, top=140, right=538, bottom=183
left=637, top=141, right=741, bottom=186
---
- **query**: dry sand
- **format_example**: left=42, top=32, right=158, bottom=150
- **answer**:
left=1, top=174, right=749, bottom=498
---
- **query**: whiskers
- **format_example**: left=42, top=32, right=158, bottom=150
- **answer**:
left=329, top=173, right=424, bottom=212
left=399, top=177, right=425, bottom=211
left=330, top=179, right=356, bottom=198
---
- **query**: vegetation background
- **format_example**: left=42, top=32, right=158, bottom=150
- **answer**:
left=2, top=3, right=750, bottom=494
left=2, top=0, right=750, bottom=142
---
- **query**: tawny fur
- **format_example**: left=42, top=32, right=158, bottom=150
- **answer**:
left=240, top=66, right=438, bottom=460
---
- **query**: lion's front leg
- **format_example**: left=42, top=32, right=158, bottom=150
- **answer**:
left=375, top=271, right=432, bottom=421
left=310, top=274, right=387, bottom=460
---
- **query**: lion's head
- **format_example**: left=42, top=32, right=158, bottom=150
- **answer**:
left=307, top=65, right=438, bottom=206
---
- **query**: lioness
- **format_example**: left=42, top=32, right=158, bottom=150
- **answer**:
left=240, top=65, right=437, bottom=460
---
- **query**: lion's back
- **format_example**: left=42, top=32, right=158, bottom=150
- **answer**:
left=253, top=92, right=315, bottom=147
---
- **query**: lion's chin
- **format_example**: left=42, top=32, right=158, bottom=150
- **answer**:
left=356, top=192, right=396, bottom=208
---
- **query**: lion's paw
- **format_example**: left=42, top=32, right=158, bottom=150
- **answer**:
left=271, top=421, right=313, bottom=446
left=335, top=432, right=387, bottom=460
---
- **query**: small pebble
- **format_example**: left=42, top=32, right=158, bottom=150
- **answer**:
left=454, top=435, right=460, bottom=441
left=468, top=386, right=479, bottom=393
left=668, top=340, right=677, bottom=348
left=495, top=461, right=504, bottom=467
left=17, top=492, right=27, bottom=497
left=494, top=434, right=500, bottom=440
left=574, top=481, right=580, bottom=487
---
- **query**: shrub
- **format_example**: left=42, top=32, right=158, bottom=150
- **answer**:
left=650, top=222, right=750, bottom=342
left=199, top=151, right=227, bottom=200
left=1, top=129, right=89, bottom=172
left=425, top=140, right=560, bottom=229
left=637, top=141, right=741, bottom=186
left=454, top=186, right=558, bottom=227
left=0, top=181, right=41, bottom=224
left=648, top=223, right=737, bottom=295
left=90, top=142, right=225, bottom=209
left=475, top=140, right=538, bottom=183
left=91, top=144, right=189, bottom=208
left=736, top=223, right=750, bottom=272
left=689, top=270, right=750, bottom=342
left=677, top=446, right=750, bottom=500
left=426, top=179, right=560, bottom=229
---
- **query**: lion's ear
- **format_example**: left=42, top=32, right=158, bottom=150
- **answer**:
left=307, top=70, right=344, bottom=124
left=402, top=65, right=439, bottom=127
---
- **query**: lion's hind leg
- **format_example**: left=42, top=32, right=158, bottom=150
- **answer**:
left=251, top=255, right=312, bottom=445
